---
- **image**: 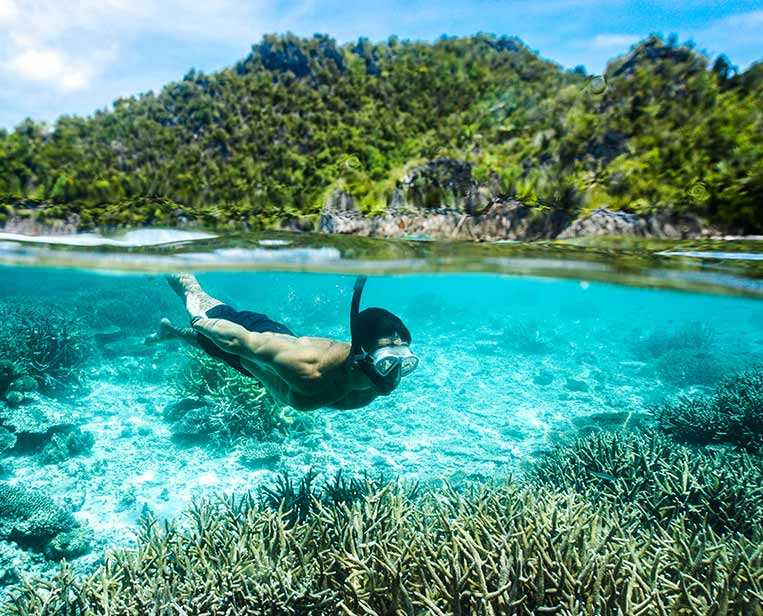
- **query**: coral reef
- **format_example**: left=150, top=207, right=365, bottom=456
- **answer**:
left=0, top=541, right=43, bottom=587
left=631, top=322, right=730, bottom=386
left=0, top=484, right=89, bottom=558
left=0, top=429, right=16, bottom=456
left=4, top=475, right=761, bottom=615
left=167, top=351, right=286, bottom=449
left=0, top=362, right=24, bottom=402
left=260, top=471, right=390, bottom=527
left=501, top=319, right=556, bottom=354
left=74, top=284, right=182, bottom=336
left=236, top=440, right=283, bottom=469
left=653, top=367, right=763, bottom=452
left=528, top=430, right=763, bottom=537
left=0, top=299, right=92, bottom=394
left=38, top=429, right=95, bottom=466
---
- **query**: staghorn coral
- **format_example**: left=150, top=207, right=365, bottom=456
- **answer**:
left=0, top=299, right=92, bottom=394
left=633, top=321, right=716, bottom=359
left=4, top=476, right=762, bottom=615
left=260, top=470, right=391, bottom=527
left=654, top=367, right=763, bottom=452
left=167, top=350, right=286, bottom=449
left=528, top=429, right=763, bottom=537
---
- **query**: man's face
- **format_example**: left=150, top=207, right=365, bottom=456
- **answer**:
left=368, top=335, right=419, bottom=383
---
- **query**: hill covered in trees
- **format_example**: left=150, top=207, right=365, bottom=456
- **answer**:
left=0, top=33, right=761, bottom=234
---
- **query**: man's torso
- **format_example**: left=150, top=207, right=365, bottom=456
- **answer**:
left=239, top=335, right=378, bottom=411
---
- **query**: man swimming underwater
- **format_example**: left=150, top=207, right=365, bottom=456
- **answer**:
left=146, top=274, right=418, bottom=411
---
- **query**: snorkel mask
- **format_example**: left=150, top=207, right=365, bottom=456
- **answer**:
left=348, top=275, right=419, bottom=394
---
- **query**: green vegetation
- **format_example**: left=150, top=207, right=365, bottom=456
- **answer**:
left=1, top=33, right=761, bottom=233
left=653, top=367, right=763, bottom=451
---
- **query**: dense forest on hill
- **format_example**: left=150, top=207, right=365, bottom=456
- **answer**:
left=0, top=33, right=761, bottom=233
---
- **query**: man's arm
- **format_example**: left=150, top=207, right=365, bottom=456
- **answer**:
left=191, top=316, right=322, bottom=382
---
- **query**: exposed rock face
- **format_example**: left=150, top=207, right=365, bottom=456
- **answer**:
left=316, top=158, right=716, bottom=240
left=557, top=208, right=712, bottom=239
left=390, top=158, right=482, bottom=213
left=320, top=198, right=572, bottom=240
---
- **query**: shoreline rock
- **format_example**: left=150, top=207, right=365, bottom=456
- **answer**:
left=312, top=158, right=719, bottom=240
left=317, top=200, right=715, bottom=241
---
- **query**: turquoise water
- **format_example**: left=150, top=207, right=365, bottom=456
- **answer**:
left=0, top=233, right=762, bottom=600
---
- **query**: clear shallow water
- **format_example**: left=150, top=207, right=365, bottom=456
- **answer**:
left=0, top=231, right=762, bottom=590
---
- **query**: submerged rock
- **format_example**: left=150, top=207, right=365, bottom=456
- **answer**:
left=9, top=376, right=37, bottom=393
left=163, top=397, right=208, bottom=423
left=533, top=370, right=555, bottom=386
left=565, top=378, right=589, bottom=393
left=0, top=361, right=24, bottom=399
left=44, top=527, right=93, bottom=561
left=93, top=325, right=122, bottom=344
left=170, top=406, right=213, bottom=443
left=4, top=391, right=24, bottom=408
left=572, top=411, right=649, bottom=433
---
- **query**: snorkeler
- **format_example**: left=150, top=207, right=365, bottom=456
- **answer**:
left=145, top=274, right=418, bottom=411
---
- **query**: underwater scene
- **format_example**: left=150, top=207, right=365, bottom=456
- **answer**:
left=0, top=235, right=761, bottom=614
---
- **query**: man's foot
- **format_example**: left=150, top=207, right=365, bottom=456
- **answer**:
left=165, top=273, right=219, bottom=319
left=144, top=318, right=176, bottom=345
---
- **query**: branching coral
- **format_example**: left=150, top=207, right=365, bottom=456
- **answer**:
left=167, top=350, right=286, bottom=449
left=260, top=471, right=393, bottom=527
left=5, top=477, right=762, bottom=615
left=0, top=300, right=92, bottom=394
left=653, top=367, right=763, bottom=452
left=527, top=429, right=763, bottom=538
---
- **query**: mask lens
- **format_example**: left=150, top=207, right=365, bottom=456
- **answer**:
left=400, top=356, right=419, bottom=376
left=375, top=356, right=399, bottom=375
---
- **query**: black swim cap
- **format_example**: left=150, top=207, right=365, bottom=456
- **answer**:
left=353, top=307, right=411, bottom=352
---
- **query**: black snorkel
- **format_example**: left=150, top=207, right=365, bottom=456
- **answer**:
left=347, top=275, right=402, bottom=395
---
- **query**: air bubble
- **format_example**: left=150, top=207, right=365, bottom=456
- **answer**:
left=340, top=154, right=362, bottom=171
left=688, top=182, right=710, bottom=203
left=585, top=75, right=607, bottom=95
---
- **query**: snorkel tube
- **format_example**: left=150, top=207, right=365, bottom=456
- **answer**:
left=347, top=275, right=401, bottom=395
left=349, top=275, right=367, bottom=362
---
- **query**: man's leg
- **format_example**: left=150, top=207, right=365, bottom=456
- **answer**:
left=166, top=273, right=223, bottom=319
left=145, top=274, right=224, bottom=346
left=144, top=317, right=198, bottom=346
